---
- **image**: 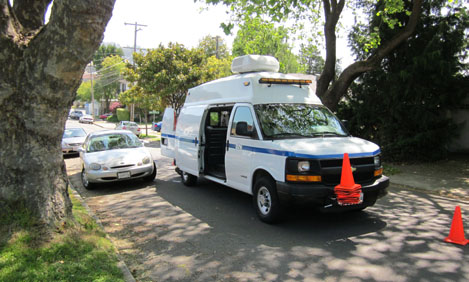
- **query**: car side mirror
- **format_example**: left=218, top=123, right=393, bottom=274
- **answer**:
left=235, top=122, right=252, bottom=137
left=77, top=147, right=85, bottom=153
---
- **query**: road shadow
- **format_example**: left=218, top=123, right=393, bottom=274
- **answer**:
left=68, top=159, right=469, bottom=281
left=155, top=176, right=387, bottom=244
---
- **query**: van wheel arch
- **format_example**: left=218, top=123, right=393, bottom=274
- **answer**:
left=251, top=169, right=275, bottom=195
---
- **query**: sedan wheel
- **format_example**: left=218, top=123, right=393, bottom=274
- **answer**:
left=81, top=169, right=96, bottom=190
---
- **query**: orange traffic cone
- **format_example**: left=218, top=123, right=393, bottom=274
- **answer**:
left=444, top=206, right=469, bottom=246
left=335, top=153, right=362, bottom=205
left=337, top=153, right=361, bottom=189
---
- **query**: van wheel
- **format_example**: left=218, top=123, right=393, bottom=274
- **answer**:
left=253, top=176, right=281, bottom=223
left=181, top=171, right=197, bottom=186
left=82, top=169, right=96, bottom=190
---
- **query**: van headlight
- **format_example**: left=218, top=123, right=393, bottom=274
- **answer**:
left=89, top=163, right=101, bottom=170
left=142, top=157, right=151, bottom=165
left=298, top=161, right=310, bottom=172
left=374, top=155, right=381, bottom=167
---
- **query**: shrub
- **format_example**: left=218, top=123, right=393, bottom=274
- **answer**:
left=116, top=108, right=130, bottom=121
left=106, top=114, right=118, bottom=123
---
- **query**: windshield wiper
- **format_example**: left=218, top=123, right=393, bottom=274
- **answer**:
left=269, top=133, right=311, bottom=139
left=311, top=132, right=347, bottom=137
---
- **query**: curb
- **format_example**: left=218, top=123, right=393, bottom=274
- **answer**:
left=68, top=182, right=136, bottom=282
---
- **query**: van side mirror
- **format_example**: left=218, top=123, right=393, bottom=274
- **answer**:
left=235, top=122, right=252, bottom=137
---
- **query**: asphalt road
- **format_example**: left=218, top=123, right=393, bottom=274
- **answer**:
left=64, top=121, right=469, bottom=282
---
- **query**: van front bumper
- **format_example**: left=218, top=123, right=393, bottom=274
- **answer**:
left=276, top=175, right=389, bottom=208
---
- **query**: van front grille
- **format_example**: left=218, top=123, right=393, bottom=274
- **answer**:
left=320, top=157, right=375, bottom=186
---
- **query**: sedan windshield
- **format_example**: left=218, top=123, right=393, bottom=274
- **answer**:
left=63, top=128, right=86, bottom=138
left=87, top=133, right=143, bottom=152
left=254, top=104, right=348, bottom=139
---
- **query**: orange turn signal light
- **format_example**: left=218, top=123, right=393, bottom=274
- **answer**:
left=374, top=168, right=383, bottom=177
left=286, top=174, right=322, bottom=182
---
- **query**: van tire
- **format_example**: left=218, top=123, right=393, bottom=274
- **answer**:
left=253, top=176, right=281, bottom=223
left=181, top=171, right=197, bottom=186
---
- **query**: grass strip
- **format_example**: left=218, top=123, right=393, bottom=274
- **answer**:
left=0, top=191, right=124, bottom=282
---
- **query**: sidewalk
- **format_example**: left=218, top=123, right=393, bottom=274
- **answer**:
left=388, top=154, right=469, bottom=201
left=93, top=120, right=116, bottom=129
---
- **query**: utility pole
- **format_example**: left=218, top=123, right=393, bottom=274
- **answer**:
left=89, top=63, right=94, bottom=117
left=215, top=35, right=220, bottom=59
left=125, top=22, right=147, bottom=121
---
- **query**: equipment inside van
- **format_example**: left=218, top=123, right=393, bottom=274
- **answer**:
left=161, top=55, right=389, bottom=223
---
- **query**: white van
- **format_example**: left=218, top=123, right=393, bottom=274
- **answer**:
left=161, top=55, right=389, bottom=223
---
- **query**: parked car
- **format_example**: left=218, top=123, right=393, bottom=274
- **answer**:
left=152, top=121, right=162, bottom=132
left=99, top=113, right=112, bottom=120
left=79, top=114, right=94, bottom=124
left=115, top=121, right=141, bottom=136
left=79, top=130, right=157, bottom=189
left=62, top=127, right=87, bottom=156
left=70, top=110, right=84, bottom=120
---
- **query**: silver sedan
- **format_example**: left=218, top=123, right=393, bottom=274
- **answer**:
left=79, top=130, right=157, bottom=189
left=62, top=127, right=87, bottom=156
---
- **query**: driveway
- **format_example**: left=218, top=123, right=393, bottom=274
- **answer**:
left=65, top=150, right=469, bottom=281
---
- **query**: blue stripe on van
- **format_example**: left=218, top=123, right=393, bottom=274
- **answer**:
left=162, top=134, right=380, bottom=158
left=161, top=133, right=176, bottom=139
left=178, top=137, right=198, bottom=144
left=162, top=134, right=198, bottom=144
left=241, top=145, right=380, bottom=159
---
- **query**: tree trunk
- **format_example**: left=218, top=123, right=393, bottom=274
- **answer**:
left=0, top=0, right=115, bottom=228
left=321, top=0, right=423, bottom=111
left=316, top=0, right=344, bottom=101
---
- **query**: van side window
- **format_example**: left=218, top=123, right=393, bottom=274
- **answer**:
left=231, top=107, right=257, bottom=139
left=209, top=112, right=219, bottom=126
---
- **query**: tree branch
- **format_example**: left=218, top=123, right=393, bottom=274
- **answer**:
left=25, top=0, right=115, bottom=87
left=13, top=0, right=51, bottom=31
left=322, top=0, right=423, bottom=111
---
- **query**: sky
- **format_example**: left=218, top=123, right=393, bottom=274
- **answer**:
left=103, top=0, right=235, bottom=52
left=43, top=0, right=353, bottom=68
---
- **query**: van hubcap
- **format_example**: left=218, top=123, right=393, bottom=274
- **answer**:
left=257, top=186, right=271, bottom=215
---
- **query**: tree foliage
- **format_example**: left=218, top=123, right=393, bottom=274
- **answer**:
left=339, top=0, right=469, bottom=161
left=232, top=17, right=301, bottom=73
left=94, top=55, right=125, bottom=111
left=121, top=43, right=206, bottom=114
left=198, top=35, right=230, bottom=59
left=200, top=0, right=424, bottom=110
left=92, top=43, right=124, bottom=70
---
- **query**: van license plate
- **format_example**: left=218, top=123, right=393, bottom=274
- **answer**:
left=118, top=172, right=131, bottom=179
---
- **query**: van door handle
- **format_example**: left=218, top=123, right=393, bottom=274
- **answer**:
left=226, top=140, right=229, bottom=151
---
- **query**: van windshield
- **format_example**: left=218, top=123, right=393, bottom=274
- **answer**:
left=254, top=104, right=349, bottom=139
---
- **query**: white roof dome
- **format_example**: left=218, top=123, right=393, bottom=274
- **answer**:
left=231, top=55, right=280, bottom=74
